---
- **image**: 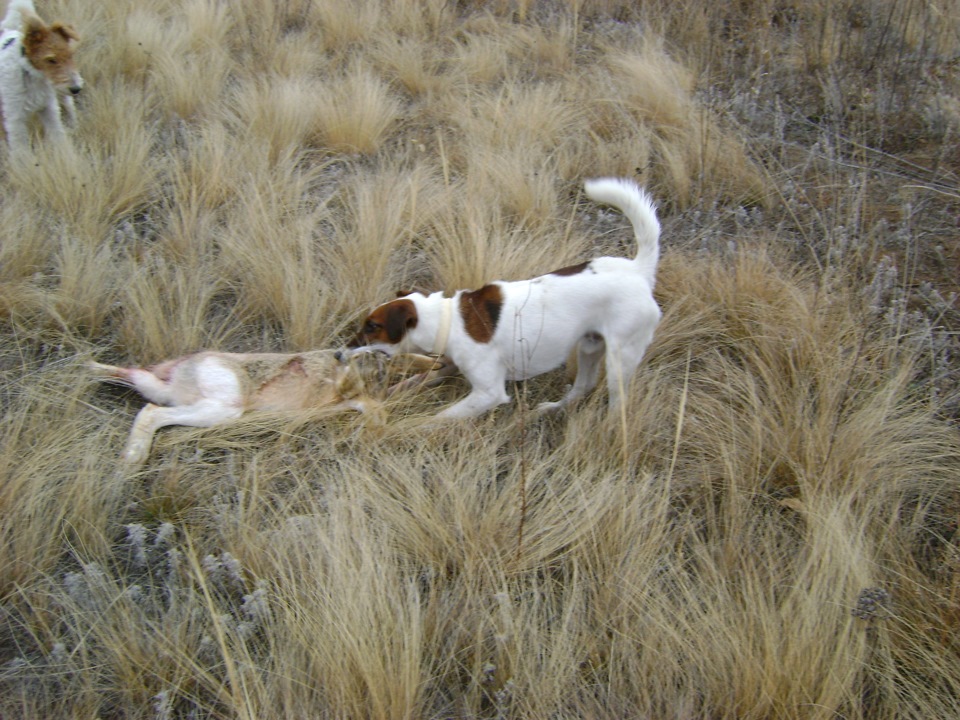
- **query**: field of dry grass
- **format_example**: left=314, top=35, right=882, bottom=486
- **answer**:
left=1, top=0, right=958, bottom=717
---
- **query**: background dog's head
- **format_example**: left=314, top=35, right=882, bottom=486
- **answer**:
left=21, top=12, right=83, bottom=96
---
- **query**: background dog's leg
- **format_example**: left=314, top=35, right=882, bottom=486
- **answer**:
left=60, top=94, right=77, bottom=125
left=122, top=400, right=243, bottom=464
left=3, top=110, right=31, bottom=153
left=38, top=101, right=66, bottom=142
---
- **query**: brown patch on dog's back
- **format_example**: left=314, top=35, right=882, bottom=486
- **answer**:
left=550, top=261, right=591, bottom=276
left=459, top=284, right=503, bottom=343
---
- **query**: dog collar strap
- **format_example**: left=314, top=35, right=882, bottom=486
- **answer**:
left=433, top=297, right=454, bottom=356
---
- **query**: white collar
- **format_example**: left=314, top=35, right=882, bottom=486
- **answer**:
left=432, top=297, right=454, bottom=356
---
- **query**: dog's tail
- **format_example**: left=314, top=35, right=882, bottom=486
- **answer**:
left=2, top=0, right=37, bottom=31
left=584, top=177, right=660, bottom=284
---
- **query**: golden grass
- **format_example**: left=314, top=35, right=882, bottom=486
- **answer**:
left=0, top=0, right=958, bottom=717
left=312, top=63, right=403, bottom=155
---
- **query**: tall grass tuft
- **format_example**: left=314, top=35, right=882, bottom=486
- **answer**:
left=312, top=63, right=402, bottom=155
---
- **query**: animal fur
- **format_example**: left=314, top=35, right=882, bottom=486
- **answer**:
left=348, top=177, right=662, bottom=419
left=91, top=350, right=452, bottom=464
left=0, top=0, right=82, bottom=152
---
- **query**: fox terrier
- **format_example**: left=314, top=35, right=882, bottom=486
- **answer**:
left=0, top=0, right=82, bottom=152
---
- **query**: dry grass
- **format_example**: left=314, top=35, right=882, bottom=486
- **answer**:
left=0, top=0, right=958, bottom=717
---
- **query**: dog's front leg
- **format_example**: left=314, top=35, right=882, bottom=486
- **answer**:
left=123, top=403, right=162, bottom=465
left=122, top=400, right=243, bottom=464
left=3, top=109, right=31, bottom=153
left=38, top=100, right=66, bottom=143
left=436, top=391, right=506, bottom=419
left=435, top=362, right=511, bottom=419
left=60, top=95, right=77, bottom=126
left=436, top=379, right=510, bottom=419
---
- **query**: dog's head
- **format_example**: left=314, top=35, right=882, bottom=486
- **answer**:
left=22, top=13, right=83, bottom=96
left=349, top=298, right=419, bottom=352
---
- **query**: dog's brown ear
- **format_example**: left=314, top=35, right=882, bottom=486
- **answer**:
left=385, top=300, right=417, bottom=343
left=22, top=15, right=48, bottom=48
left=52, top=23, right=80, bottom=43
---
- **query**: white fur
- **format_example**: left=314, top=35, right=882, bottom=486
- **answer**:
left=114, top=356, right=247, bottom=465
left=352, top=177, right=662, bottom=419
left=90, top=350, right=452, bottom=464
left=0, top=0, right=82, bottom=152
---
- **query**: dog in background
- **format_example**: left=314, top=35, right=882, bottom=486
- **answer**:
left=91, top=350, right=453, bottom=465
left=348, top=177, right=662, bottom=419
left=0, top=0, right=82, bottom=152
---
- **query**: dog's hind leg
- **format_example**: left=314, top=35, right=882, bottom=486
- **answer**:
left=89, top=360, right=125, bottom=378
left=536, top=333, right=605, bottom=414
left=90, top=361, right=184, bottom=406
left=122, top=400, right=243, bottom=464
left=603, top=332, right=654, bottom=411
left=90, top=361, right=151, bottom=393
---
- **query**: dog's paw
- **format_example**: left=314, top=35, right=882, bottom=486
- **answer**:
left=121, top=440, right=150, bottom=465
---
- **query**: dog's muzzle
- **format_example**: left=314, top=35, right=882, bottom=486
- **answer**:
left=346, top=332, right=368, bottom=349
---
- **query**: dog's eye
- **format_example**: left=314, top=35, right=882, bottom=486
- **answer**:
left=364, top=321, right=381, bottom=333
left=45, top=57, right=59, bottom=66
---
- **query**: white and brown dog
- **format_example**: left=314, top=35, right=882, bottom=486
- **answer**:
left=348, top=177, right=662, bottom=419
left=91, top=350, right=451, bottom=464
left=0, top=0, right=82, bottom=152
